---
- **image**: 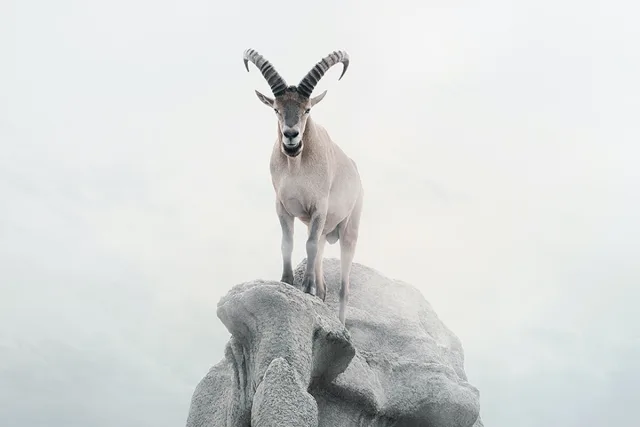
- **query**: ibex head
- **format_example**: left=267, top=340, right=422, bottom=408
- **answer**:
left=243, top=49, right=350, bottom=157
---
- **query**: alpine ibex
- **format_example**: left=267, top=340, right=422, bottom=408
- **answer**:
left=243, top=48, right=364, bottom=324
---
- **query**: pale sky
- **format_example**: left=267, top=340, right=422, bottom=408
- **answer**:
left=1, top=1, right=639, bottom=426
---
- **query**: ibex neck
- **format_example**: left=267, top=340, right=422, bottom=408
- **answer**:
left=302, top=116, right=318, bottom=144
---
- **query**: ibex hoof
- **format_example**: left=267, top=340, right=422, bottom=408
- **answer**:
left=281, top=272, right=294, bottom=286
left=302, top=276, right=316, bottom=297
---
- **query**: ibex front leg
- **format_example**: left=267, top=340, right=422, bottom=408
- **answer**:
left=302, top=209, right=327, bottom=298
left=277, top=201, right=295, bottom=285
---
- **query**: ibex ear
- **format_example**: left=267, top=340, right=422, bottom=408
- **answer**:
left=255, top=90, right=274, bottom=107
left=310, top=90, right=327, bottom=107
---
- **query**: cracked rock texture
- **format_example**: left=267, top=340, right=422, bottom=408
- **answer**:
left=185, top=258, right=484, bottom=427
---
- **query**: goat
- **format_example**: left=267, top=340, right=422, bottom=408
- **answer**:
left=243, top=48, right=364, bottom=324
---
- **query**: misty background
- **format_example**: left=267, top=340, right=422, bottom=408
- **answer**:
left=1, top=0, right=638, bottom=426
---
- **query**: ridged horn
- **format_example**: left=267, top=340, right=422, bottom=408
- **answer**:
left=243, top=48, right=288, bottom=97
left=297, top=50, right=350, bottom=99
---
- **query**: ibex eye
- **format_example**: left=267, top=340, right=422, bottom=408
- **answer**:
left=305, top=109, right=311, bottom=114
left=274, top=109, right=279, bottom=114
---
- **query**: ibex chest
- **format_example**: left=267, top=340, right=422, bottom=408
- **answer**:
left=270, top=139, right=333, bottom=220
left=274, top=174, right=326, bottom=219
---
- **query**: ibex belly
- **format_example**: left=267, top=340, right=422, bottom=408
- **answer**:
left=324, top=188, right=358, bottom=233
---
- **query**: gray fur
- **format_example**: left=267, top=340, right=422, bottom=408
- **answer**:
left=243, top=48, right=363, bottom=324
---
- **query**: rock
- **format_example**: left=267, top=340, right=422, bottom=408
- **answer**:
left=252, top=358, right=318, bottom=427
left=185, top=259, right=483, bottom=427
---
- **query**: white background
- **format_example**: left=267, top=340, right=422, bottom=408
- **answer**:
left=1, top=1, right=638, bottom=426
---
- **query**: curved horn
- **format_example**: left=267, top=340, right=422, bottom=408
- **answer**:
left=297, top=50, right=350, bottom=99
left=243, top=48, right=288, bottom=97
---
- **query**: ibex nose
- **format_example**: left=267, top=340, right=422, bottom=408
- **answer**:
left=283, top=129, right=299, bottom=139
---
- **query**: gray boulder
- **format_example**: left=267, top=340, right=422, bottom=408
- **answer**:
left=186, top=259, right=483, bottom=427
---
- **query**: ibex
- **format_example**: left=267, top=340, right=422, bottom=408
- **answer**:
left=243, top=48, right=364, bottom=324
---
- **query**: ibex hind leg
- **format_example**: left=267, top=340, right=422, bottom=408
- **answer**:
left=338, top=189, right=363, bottom=324
left=315, top=235, right=327, bottom=301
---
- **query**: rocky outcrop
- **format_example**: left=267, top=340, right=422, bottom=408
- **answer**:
left=185, top=259, right=483, bottom=427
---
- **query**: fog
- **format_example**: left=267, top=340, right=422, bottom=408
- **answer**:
left=1, top=1, right=638, bottom=426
